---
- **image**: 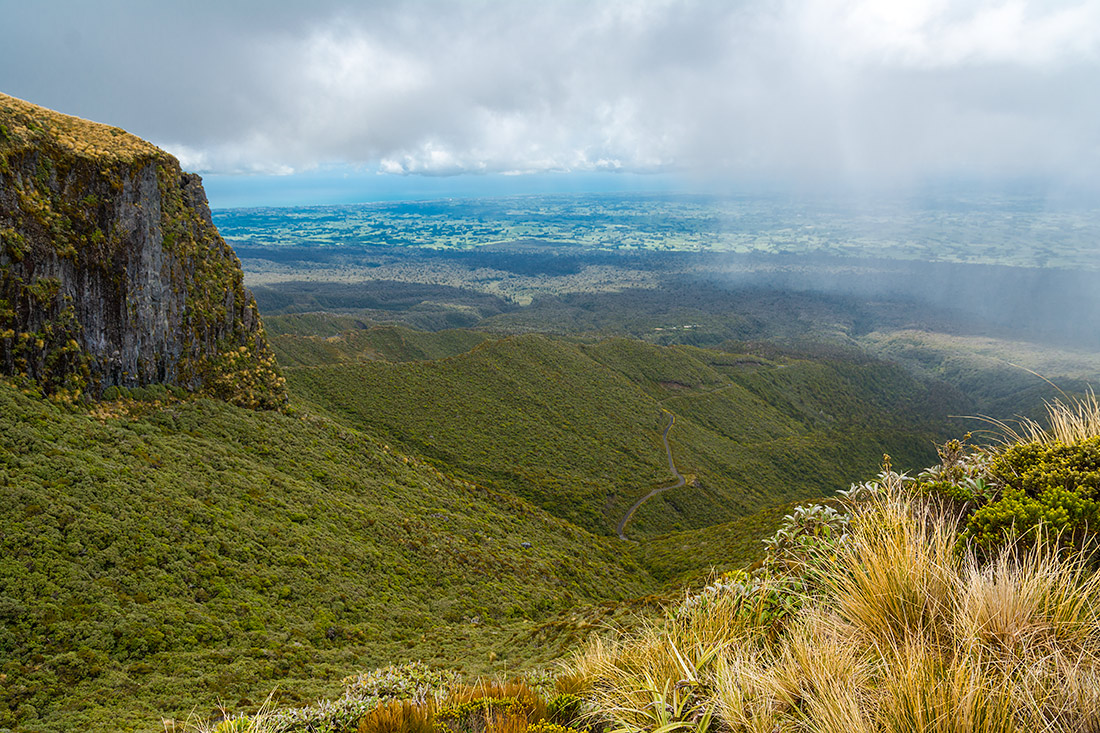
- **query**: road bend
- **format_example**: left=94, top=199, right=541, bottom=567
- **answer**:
left=617, top=409, right=685, bottom=540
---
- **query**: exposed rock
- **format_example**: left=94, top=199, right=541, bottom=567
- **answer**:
left=0, top=93, right=286, bottom=409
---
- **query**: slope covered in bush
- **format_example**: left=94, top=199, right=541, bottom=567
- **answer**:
left=190, top=405, right=1100, bottom=731
left=0, top=381, right=657, bottom=732
left=282, top=332, right=954, bottom=537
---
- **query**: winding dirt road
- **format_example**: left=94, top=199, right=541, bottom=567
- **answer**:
left=617, top=409, right=685, bottom=540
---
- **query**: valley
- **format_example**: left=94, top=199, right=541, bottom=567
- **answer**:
left=275, top=326, right=951, bottom=539
left=616, top=410, right=681, bottom=541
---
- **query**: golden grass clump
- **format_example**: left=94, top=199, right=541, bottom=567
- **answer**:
left=437, top=681, right=551, bottom=733
left=446, top=681, right=544, bottom=710
left=955, top=544, right=1100, bottom=660
left=1, top=92, right=163, bottom=163
left=983, top=388, right=1100, bottom=446
left=826, top=498, right=957, bottom=648
left=873, top=643, right=1017, bottom=733
left=567, top=489, right=1100, bottom=732
left=359, top=700, right=437, bottom=733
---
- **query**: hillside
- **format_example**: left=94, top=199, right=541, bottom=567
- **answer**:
left=0, top=95, right=798, bottom=733
left=0, top=93, right=284, bottom=408
left=264, top=319, right=490, bottom=367
left=1, top=95, right=1068, bottom=733
left=0, top=379, right=673, bottom=732
left=280, top=327, right=958, bottom=538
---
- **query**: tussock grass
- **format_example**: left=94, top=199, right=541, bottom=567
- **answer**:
left=440, top=680, right=550, bottom=728
left=980, top=388, right=1100, bottom=446
left=359, top=700, right=437, bottom=733
left=955, top=544, right=1100, bottom=660
left=446, top=681, right=544, bottom=709
left=569, top=490, right=1100, bottom=732
left=828, top=498, right=957, bottom=648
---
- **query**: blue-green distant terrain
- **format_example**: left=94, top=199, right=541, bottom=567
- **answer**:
left=215, top=192, right=1100, bottom=268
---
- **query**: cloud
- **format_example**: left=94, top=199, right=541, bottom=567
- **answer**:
left=1, top=0, right=1098, bottom=185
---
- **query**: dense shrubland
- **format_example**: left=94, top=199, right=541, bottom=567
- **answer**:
left=0, top=379, right=662, bottom=732
left=6, top=322, right=953, bottom=731
left=283, top=332, right=950, bottom=537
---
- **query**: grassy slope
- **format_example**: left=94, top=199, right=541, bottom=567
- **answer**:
left=281, top=331, right=953, bottom=538
left=595, top=340, right=955, bottom=534
left=268, top=322, right=490, bottom=368
left=0, top=382, right=656, bottom=732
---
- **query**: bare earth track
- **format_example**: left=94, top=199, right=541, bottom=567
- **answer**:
left=616, top=409, right=685, bottom=540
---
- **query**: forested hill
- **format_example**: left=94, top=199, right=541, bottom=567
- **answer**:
left=278, top=323, right=959, bottom=538
left=0, top=379, right=660, bottom=731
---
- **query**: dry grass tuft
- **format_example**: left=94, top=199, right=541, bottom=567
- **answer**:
left=827, top=496, right=957, bottom=648
left=359, top=700, right=436, bottom=733
left=955, top=544, right=1100, bottom=661
left=977, top=388, right=1100, bottom=446
left=445, top=680, right=545, bottom=712
left=874, top=643, right=1017, bottom=733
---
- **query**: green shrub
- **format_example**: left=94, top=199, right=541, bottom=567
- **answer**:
left=967, top=437, right=1100, bottom=548
left=914, top=435, right=1100, bottom=550
left=545, top=694, right=582, bottom=728
left=436, top=697, right=530, bottom=732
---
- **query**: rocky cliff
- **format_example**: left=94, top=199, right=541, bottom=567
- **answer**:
left=0, top=93, right=286, bottom=409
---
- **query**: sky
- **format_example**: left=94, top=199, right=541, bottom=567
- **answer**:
left=2, top=0, right=1098, bottom=207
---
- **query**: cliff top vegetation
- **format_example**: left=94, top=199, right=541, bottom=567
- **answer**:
left=0, top=92, right=163, bottom=164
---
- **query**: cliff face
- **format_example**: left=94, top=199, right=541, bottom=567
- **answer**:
left=0, top=93, right=286, bottom=409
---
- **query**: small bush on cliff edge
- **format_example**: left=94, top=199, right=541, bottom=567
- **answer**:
left=911, top=392, right=1100, bottom=551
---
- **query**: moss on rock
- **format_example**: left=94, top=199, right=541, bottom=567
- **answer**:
left=0, top=93, right=286, bottom=409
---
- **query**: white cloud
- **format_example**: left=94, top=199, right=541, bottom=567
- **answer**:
left=2, top=0, right=1098, bottom=185
left=809, top=0, right=1100, bottom=69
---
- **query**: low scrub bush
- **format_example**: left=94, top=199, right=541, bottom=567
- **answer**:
left=344, top=661, right=460, bottom=704
left=195, top=670, right=578, bottom=733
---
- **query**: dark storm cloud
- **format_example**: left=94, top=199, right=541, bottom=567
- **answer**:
left=2, top=0, right=1097, bottom=183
